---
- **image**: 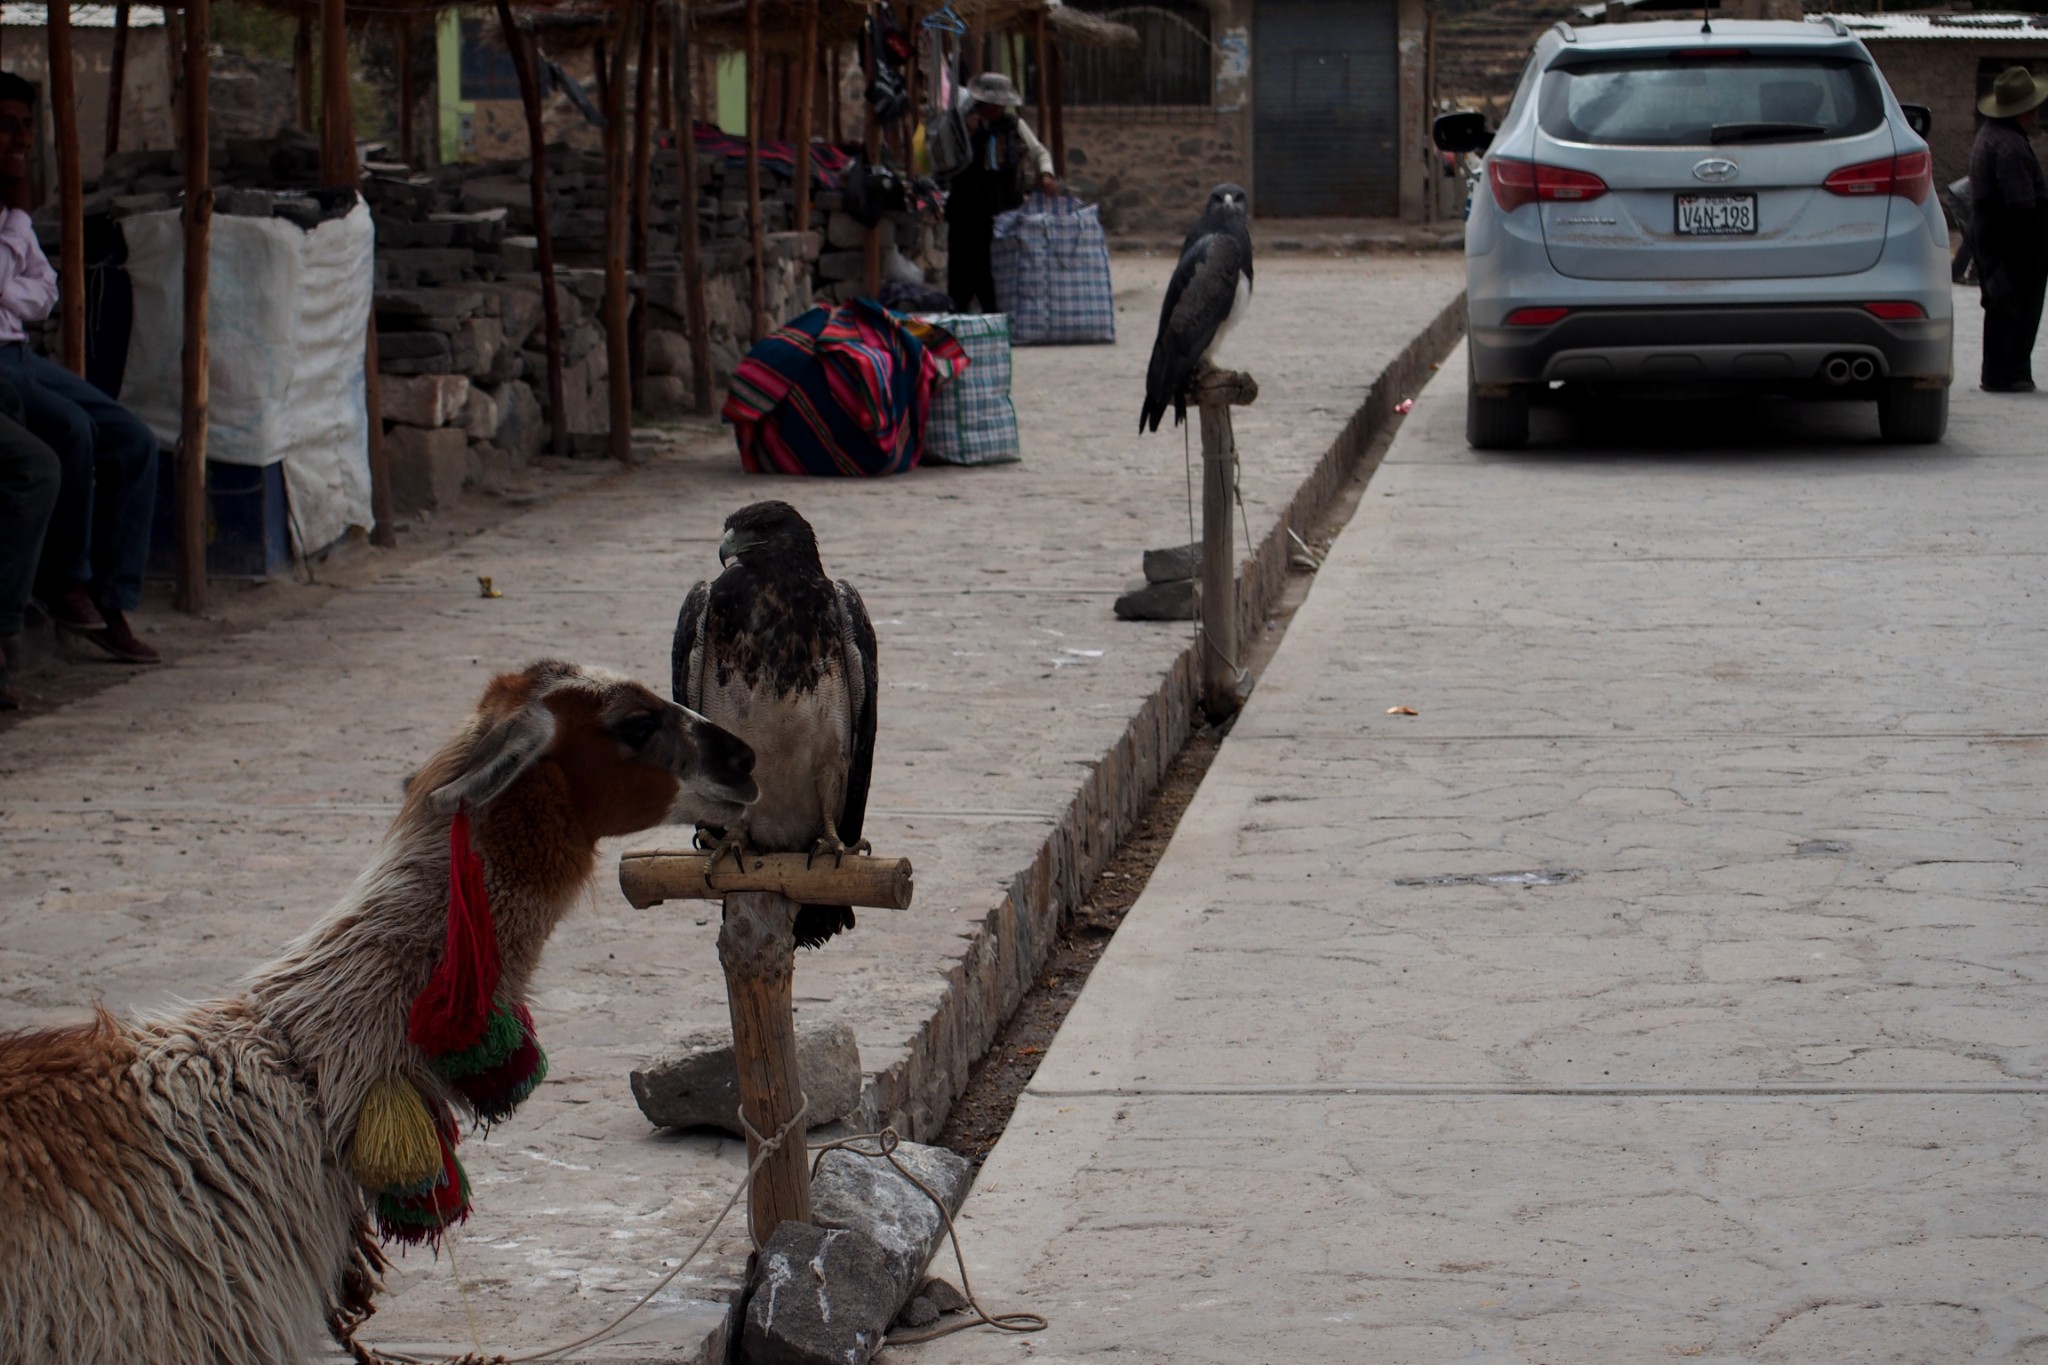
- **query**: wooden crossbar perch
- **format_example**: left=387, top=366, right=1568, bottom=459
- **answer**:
left=1197, top=367, right=1258, bottom=723
left=620, top=848, right=913, bottom=1244
left=617, top=850, right=914, bottom=909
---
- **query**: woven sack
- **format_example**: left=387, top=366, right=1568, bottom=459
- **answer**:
left=917, top=313, right=1020, bottom=465
left=990, top=193, right=1116, bottom=346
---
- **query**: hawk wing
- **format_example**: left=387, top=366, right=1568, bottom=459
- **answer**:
left=670, top=578, right=713, bottom=714
left=1140, top=229, right=1250, bottom=433
left=832, top=579, right=879, bottom=848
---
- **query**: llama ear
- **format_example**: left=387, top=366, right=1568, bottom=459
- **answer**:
left=427, top=704, right=558, bottom=814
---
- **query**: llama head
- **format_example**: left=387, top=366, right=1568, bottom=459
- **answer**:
left=418, top=660, right=757, bottom=839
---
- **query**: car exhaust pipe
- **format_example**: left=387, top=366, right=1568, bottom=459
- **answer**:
left=1849, top=357, right=1876, bottom=382
left=1822, top=357, right=1854, bottom=385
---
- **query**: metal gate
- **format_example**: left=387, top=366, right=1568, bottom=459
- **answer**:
left=1253, top=0, right=1400, bottom=217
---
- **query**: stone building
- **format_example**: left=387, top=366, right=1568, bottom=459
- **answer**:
left=1815, top=12, right=2048, bottom=193
left=0, top=2, right=173, bottom=185
left=1030, top=0, right=1437, bottom=232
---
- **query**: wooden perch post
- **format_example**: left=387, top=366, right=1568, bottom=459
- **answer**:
left=498, top=0, right=568, bottom=457
left=47, top=0, right=83, bottom=376
left=1197, top=368, right=1258, bottom=722
left=619, top=849, right=914, bottom=1245
left=175, top=0, right=211, bottom=613
left=668, top=0, right=713, bottom=415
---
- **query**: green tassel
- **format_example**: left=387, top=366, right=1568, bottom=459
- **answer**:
left=432, top=1002, right=525, bottom=1080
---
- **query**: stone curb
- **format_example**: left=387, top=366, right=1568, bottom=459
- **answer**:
left=866, top=291, right=1470, bottom=1143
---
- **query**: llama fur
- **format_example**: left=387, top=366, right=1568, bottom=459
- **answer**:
left=0, top=661, right=756, bottom=1364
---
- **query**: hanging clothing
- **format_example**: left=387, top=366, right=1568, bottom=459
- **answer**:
left=723, top=300, right=967, bottom=477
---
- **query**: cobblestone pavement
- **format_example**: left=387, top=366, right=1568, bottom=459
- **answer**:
left=0, top=255, right=1461, bottom=1359
left=909, top=299, right=2048, bottom=1364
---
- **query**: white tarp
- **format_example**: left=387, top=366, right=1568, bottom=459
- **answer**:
left=122, top=200, right=374, bottom=554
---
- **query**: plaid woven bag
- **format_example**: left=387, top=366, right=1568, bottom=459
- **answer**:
left=990, top=193, right=1116, bottom=346
left=917, top=313, right=1021, bottom=465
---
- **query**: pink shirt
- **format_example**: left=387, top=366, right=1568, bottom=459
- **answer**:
left=0, top=207, right=58, bottom=342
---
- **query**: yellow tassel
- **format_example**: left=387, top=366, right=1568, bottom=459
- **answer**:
left=350, top=1074, right=443, bottom=1192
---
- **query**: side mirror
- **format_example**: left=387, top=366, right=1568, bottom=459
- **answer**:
left=1901, top=103, right=1932, bottom=137
left=1433, top=110, right=1494, bottom=155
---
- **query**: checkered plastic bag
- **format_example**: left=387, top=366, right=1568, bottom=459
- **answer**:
left=917, top=313, right=1020, bottom=465
left=991, top=193, right=1116, bottom=346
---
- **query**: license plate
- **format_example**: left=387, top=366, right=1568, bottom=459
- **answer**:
left=1676, top=193, right=1757, bottom=236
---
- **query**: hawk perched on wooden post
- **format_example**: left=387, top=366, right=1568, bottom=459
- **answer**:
left=1141, top=183, right=1255, bottom=433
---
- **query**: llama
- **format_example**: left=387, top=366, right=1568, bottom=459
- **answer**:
left=0, top=660, right=758, bottom=1364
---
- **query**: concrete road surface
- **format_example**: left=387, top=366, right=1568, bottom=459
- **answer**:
left=907, top=296, right=2048, bottom=1364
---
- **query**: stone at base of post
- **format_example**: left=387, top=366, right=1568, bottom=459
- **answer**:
left=718, top=889, right=814, bottom=1244
left=1196, top=367, right=1257, bottom=723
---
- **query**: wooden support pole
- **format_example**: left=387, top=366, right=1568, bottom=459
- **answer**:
left=397, top=16, right=415, bottom=166
left=294, top=11, right=312, bottom=131
left=1046, top=28, right=1066, bottom=176
left=629, top=0, right=656, bottom=408
left=719, top=891, right=814, bottom=1245
left=657, top=30, right=672, bottom=132
left=47, top=0, right=84, bottom=376
left=1032, top=9, right=1053, bottom=166
left=1196, top=369, right=1258, bottom=722
left=105, top=0, right=130, bottom=161
left=860, top=22, right=881, bottom=300
left=743, top=0, right=767, bottom=342
left=175, top=0, right=210, bottom=613
left=829, top=45, right=842, bottom=145
left=669, top=0, right=713, bottom=416
left=619, top=850, right=916, bottom=909
left=602, top=0, right=639, bottom=464
left=793, top=0, right=817, bottom=241
left=498, top=0, right=568, bottom=457
left=319, top=0, right=351, bottom=186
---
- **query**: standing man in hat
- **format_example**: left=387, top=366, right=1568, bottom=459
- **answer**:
left=945, top=71, right=1057, bottom=313
left=1971, top=65, right=2048, bottom=392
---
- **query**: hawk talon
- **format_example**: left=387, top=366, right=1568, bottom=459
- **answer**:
left=700, top=831, right=750, bottom=885
left=809, top=834, right=855, bottom=870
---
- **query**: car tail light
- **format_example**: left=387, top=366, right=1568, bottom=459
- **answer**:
left=1505, top=307, right=1571, bottom=327
left=1864, top=301, right=1926, bottom=321
left=1489, top=158, right=1609, bottom=213
left=1824, top=150, right=1932, bottom=204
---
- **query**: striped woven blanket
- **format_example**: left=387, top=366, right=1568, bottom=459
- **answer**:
left=723, top=300, right=968, bottom=477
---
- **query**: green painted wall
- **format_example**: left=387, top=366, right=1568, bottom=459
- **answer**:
left=717, top=55, right=748, bottom=133
left=437, top=10, right=470, bottom=164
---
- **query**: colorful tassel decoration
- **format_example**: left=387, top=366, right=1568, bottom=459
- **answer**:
left=436, top=1001, right=549, bottom=1127
left=350, top=1073, right=446, bottom=1194
left=375, top=1125, right=471, bottom=1248
left=407, top=804, right=502, bottom=1056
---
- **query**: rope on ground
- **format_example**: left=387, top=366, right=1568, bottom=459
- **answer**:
left=343, top=1095, right=1047, bottom=1361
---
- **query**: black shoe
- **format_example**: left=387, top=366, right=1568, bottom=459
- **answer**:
left=1982, top=380, right=2037, bottom=393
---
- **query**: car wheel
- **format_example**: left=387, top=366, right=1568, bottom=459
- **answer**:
left=1466, top=358, right=1530, bottom=450
left=1877, top=380, right=1948, bottom=445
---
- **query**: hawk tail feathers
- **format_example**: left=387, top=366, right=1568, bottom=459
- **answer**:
left=795, top=904, right=857, bottom=948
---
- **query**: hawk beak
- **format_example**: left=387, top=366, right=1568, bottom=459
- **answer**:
left=718, top=529, right=738, bottom=565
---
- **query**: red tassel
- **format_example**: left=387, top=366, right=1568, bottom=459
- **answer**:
left=407, top=804, right=502, bottom=1055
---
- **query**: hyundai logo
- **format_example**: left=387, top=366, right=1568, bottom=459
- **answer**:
left=1693, top=158, right=1740, bottom=183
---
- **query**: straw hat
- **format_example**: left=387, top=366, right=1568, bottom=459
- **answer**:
left=1979, top=66, right=2048, bottom=120
left=967, top=72, right=1024, bottom=108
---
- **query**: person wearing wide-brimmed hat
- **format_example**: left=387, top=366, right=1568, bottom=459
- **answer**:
left=1970, top=66, right=2048, bottom=392
left=944, top=71, right=1057, bottom=313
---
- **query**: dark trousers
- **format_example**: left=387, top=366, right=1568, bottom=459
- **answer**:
left=1982, top=266, right=2047, bottom=389
left=3, top=343, right=161, bottom=614
left=0, top=391, right=60, bottom=636
left=947, top=212, right=999, bottom=314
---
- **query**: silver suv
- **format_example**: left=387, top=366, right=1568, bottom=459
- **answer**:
left=1436, top=18, right=1953, bottom=448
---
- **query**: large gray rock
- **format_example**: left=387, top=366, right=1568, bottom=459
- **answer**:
left=487, top=381, right=544, bottom=464
left=1115, top=578, right=1196, bottom=622
left=385, top=426, right=468, bottom=514
left=1143, top=542, right=1202, bottom=584
left=644, top=328, right=691, bottom=378
left=630, top=1022, right=860, bottom=1134
left=742, top=1222, right=895, bottom=1365
left=809, top=1140, right=973, bottom=1312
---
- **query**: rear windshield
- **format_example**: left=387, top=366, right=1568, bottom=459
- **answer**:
left=1538, top=55, right=1886, bottom=146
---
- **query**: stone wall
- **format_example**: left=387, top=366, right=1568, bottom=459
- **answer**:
left=1046, top=104, right=1249, bottom=236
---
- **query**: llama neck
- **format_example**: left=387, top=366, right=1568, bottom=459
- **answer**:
left=244, top=799, right=596, bottom=1154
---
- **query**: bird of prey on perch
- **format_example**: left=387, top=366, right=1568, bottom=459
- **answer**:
left=1140, top=183, right=1254, bottom=433
left=672, top=501, right=878, bottom=948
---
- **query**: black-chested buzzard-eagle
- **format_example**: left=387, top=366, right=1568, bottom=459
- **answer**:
left=1140, top=183, right=1254, bottom=433
left=672, top=501, right=878, bottom=948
